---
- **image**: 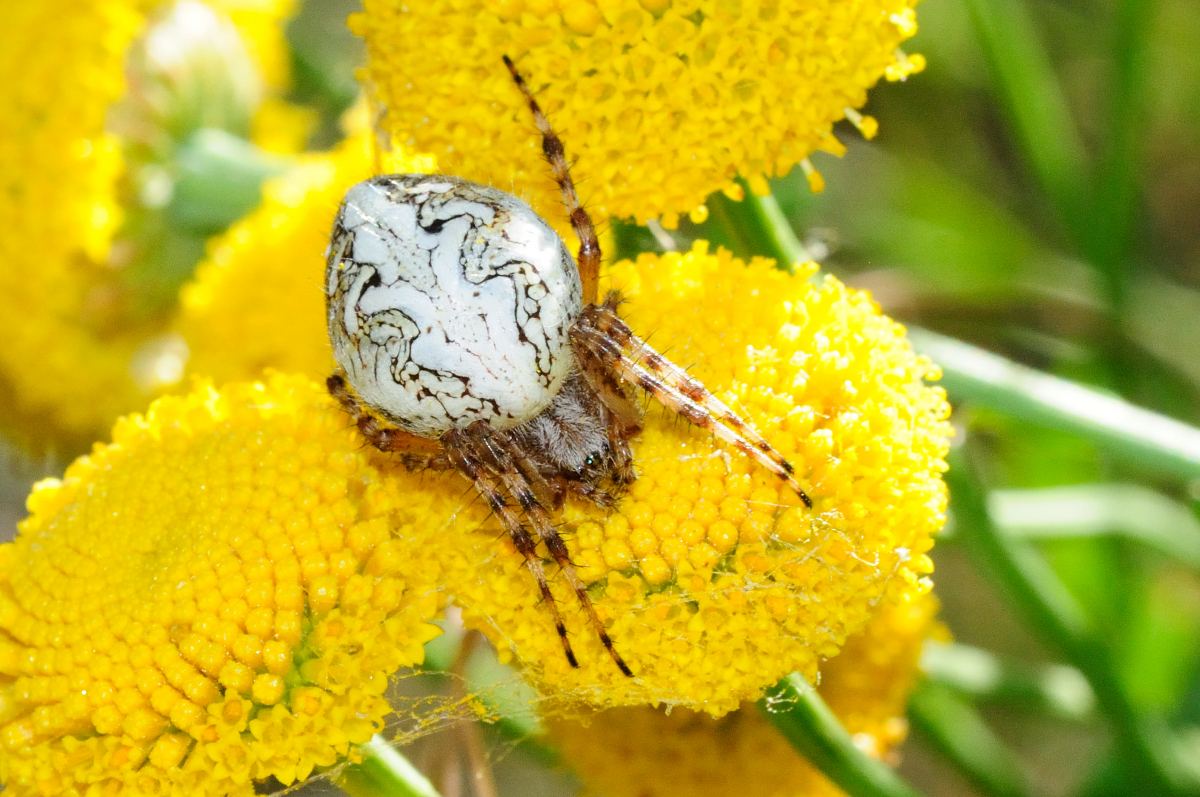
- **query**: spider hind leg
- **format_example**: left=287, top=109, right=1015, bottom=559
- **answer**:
left=571, top=302, right=814, bottom=509
left=327, top=372, right=452, bottom=470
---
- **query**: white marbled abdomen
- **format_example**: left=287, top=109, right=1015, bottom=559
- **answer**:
left=326, top=174, right=583, bottom=437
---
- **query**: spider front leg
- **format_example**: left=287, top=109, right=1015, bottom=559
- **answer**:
left=570, top=303, right=814, bottom=509
left=463, top=423, right=634, bottom=677
left=503, top=55, right=602, bottom=306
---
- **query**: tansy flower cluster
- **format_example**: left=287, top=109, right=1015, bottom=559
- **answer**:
left=550, top=595, right=942, bottom=797
left=171, top=212, right=951, bottom=715
left=0, top=0, right=156, bottom=438
left=425, top=243, right=951, bottom=713
left=0, top=374, right=444, bottom=796
left=353, top=0, right=925, bottom=230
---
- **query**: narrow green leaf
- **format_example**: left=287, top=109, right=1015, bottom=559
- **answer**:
left=962, top=0, right=1091, bottom=238
left=338, top=736, right=442, bottom=797
left=988, top=484, right=1200, bottom=569
left=908, top=680, right=1030, bottom=797
left=910, top=329, right=1200, bottom=479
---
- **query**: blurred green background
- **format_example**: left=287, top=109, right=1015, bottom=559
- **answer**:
left=4, top=0, right=1200, bottom=795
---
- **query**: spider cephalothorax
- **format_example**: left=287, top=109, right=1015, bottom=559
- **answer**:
left=325, top=56, right=811, bottom=677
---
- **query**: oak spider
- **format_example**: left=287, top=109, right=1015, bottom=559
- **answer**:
left=324, top=56, right=812, bottom=677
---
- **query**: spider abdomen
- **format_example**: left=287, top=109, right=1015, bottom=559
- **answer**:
left=326, top=175, right=583, bottom=437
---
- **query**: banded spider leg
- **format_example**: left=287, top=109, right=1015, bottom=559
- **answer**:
left=571, top=298, right=814, bottom=509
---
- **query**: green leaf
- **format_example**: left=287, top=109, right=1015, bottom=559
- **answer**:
left=338, top=736, right=442, bottom=797
left=911, top=329, right=1200, bottom=480
left=962, top=0, right=1091, bottom=239
left=988, top=484, right=1200, bottom=569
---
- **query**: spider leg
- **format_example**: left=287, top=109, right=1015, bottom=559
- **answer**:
left=502, top=55, right=601, bottom=306
left=443, top=428, right=581, bottom=669
left=327, top=372, right=452, bottom=470
left=468, top=424, right=634, bottom=677
left=572, top=305, right=814, bottom=509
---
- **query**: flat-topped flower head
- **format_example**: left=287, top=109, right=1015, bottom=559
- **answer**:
left=0, top=374, right=444, bottom=796
left=352, top=0, right=924, bottom=229
left=549, top=594, right=942, bottom=797
left=410, top=243, right=951, bottom=713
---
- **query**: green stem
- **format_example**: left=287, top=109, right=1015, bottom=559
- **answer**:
left=716, top=179, right=810, bottom=270
left=909, top=328, right=1200, bottom=480
left=948, top=447, right=1198, bottom=796
left=1086, top=0, right=1154, bottom=313
left=907, top=680, right=1030, bottom=797
left=758, top=674, right=928, bottom=797
left=338, top=736, right=443, bottom=797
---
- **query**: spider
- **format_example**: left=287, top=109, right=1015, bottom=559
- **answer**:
left=325, top=56, right=812, bottom=678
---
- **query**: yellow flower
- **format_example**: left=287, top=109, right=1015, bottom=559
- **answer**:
left=177, top=133, right=437, bottom=384
left=176, top=219, right=950, bottom=714
left=352, top=0, right=925, bottom=229
left=0, top=374, right=444, bottom=796
left=0, top=0, right=155, bottom=438
left=0, top=0, right=305, bottom=442
left=549, top=594, right=942, bottom=797
left=423, top=243, right=950, bottom=713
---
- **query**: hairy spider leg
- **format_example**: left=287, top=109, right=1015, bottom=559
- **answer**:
left=572, top=304, right=814, bottom=509
left=502, top=55, right=602, bottom=306
left=327, top=373, right=453, bottom=469
left=443, top=428, right=581, bottom=669
left=470, top=424, right=635, bottom=677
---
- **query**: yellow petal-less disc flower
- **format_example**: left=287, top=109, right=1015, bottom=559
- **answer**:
left=353, top=0, right=925, bottom=229
left=174, top=224, right=950, bottom=714
left=177, top=133, right=437, bottom=384
left=0, top=374, right=445, bottom=796
left=409, top=243, right=951, bottom=714
left=549, top=594, right=942, bottom=797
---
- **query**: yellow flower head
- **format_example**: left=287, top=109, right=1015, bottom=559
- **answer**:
left=0, top=1, right=154, bottom=437
left=176, top=205, right=950, bottom=714
left=0, top=374, right=444, bottom=796
left=352, top=0, right=924, bottom=228
left=422, top=243, right=950, bottom=713
left=549, top=594, right=941, bottom=797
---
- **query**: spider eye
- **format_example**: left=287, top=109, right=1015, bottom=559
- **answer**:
left=584, top=454, right=599, bottom=468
